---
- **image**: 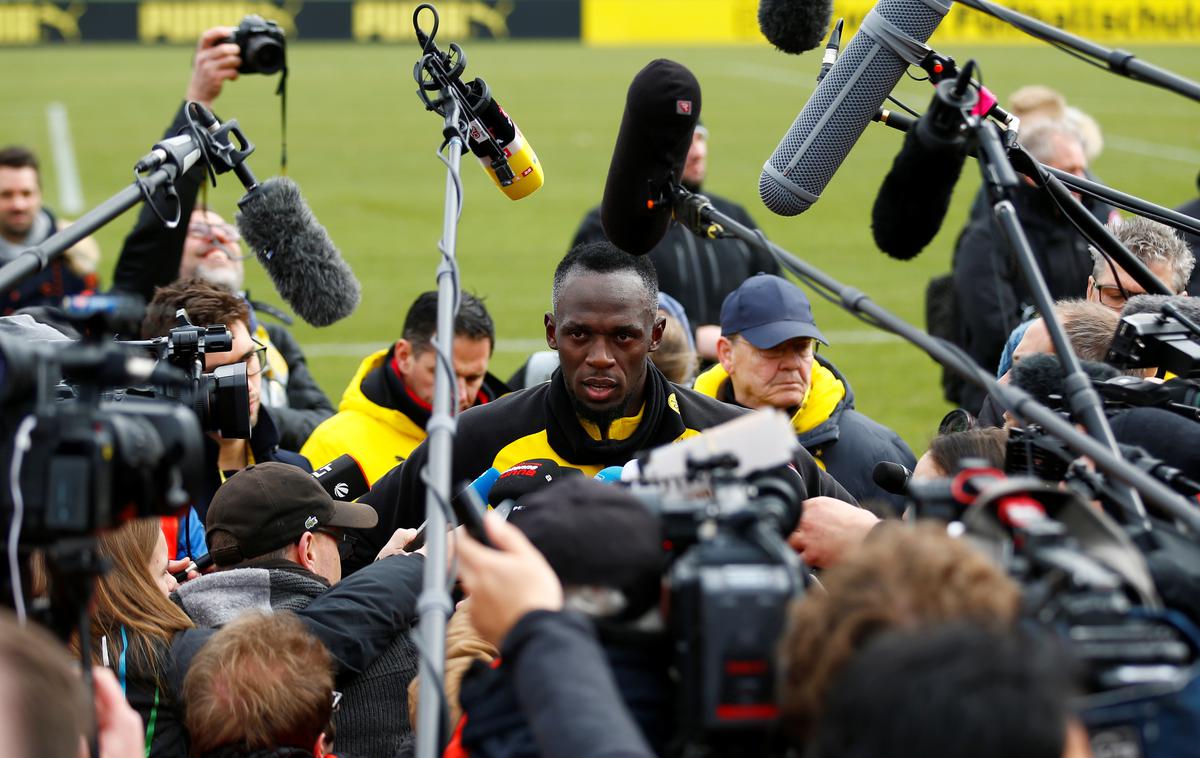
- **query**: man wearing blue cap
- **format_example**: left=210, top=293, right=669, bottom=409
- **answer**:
left=694, top=274, right=914, bottom=509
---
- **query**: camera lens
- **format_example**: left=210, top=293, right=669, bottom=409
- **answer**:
left=201, top=362, right=251, bottom=439
left=245, top=36, right=285, bottom=75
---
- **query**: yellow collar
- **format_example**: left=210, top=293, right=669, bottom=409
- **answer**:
left=579, top=403, right=647, bottom=441
left=692, top=362, right=845, bottom=434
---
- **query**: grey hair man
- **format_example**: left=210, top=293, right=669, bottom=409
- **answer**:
left=1087, top=216, right=1194, bottom=312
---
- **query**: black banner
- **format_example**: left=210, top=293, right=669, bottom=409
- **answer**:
left=0, top=0, right=580, bottom=45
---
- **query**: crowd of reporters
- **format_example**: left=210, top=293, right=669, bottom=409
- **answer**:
left=4, top=23, right=1200, bottom=758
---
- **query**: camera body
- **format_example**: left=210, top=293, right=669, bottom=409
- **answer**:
left=629, top=412, right=806, bottom=750
left=0, top=310, right=249, bottom=544
left=227, top=15, right=286, bottom=75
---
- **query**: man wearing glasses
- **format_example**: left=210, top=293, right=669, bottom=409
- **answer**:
left=1086, top=215, right=1193, bottom=312
left=141, top=277, right=313, bottom=557
left=110, top=25, right=335, bottom=451
left=993, top=216, right=1194, bottom=380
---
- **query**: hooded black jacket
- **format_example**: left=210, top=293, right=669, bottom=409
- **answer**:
left=351, top=365, right=853, bottom=573
left=952, top=183, right=1095, bottom=412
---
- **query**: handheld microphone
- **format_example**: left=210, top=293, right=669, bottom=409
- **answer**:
left=759, top=0, right=953, bottom=216
left=235, top=177, right=361, bottom=327
left=488, top=459, right=583, bottom=507
left=872, top=460, right=913, bottom=496
left=600, top=59, right=702, bottom=255
left=173, top=552, right=215, bottom=583
left=312, top=454, right=371, bottom=502
left=594, top=466, right=626, bottom=483
left=871, top=66, right=976, bottom=261
left=467, top=466, right=501, bottom=503
left=758, top=0, right=835, bottom=55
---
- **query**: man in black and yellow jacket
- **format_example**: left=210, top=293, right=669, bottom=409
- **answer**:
left=301, top=291, right=509, bottom=483
left=695, top=274, right=915, bottom=512
left=350, top=244, right=854, bottom=572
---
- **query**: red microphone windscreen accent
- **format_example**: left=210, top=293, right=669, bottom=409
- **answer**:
left=600, top=59, right=702, bottom=255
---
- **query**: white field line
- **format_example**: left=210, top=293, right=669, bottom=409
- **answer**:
left=1104, top=135, right=1200, bottom=166
left=46, top=102, right=85, bottom=215
left=303, top=330, right=901, bottom=358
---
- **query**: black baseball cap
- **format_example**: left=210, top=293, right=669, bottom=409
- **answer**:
left=205, top=462, right=378, bottom=567
left=508, top=477, right=663, bottom=619
left=720, top=273, right=827, bottom=349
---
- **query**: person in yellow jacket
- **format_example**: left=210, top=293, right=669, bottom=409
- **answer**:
left=301, top=291, right=509, bottom=483
left=694, top=274, right=915, bottom=510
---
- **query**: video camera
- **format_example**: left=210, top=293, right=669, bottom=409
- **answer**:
left=1107, top=311, right=1200, bottom=377
left=0, top=307, right=249, bottom=544
left=897, top=456, right=1199, bottom=758
left=626, top=411, right=807, bottom=754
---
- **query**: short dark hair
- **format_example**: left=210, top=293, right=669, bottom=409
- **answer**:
left=552, top=241, right=657, bottom=314
left=0, top=146, right=39, bottom=177
left=810, top=623, right=1075, bottom=758
left=402, top=290, right=495, bottom=354
left=141, top=277, right=250, bottom=338
left=927, top=428, right=1008, bottom=475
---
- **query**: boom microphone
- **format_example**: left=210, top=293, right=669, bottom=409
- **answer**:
left=760, top=0, right=953, bottom=215
left=871, top=66, right=975, bottom=260
left=236, top=177, right=361, bottom=327
left=600, top=59, right=701, bottom=255
left=758, top=0, right=834, bottom=55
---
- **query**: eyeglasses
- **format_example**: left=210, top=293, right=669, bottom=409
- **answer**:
left=187, top=221, right=242, bottom=243
left=1093, top=282, right=1134, bottom=309
left=236, top=336, right=269, bottom=378
left=314, top=527, right=354, bottom=560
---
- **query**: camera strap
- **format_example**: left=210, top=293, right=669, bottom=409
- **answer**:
left=277, top=62, right=289, bottom=175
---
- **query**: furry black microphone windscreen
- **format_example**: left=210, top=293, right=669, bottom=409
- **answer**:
left=236, top=177, right=361, bottom=327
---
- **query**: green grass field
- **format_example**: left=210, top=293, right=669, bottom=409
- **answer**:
left=3, top=39, right=1198, bottom=451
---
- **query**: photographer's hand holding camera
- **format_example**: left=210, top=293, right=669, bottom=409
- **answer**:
left=185, top=27, right=241, bottom=109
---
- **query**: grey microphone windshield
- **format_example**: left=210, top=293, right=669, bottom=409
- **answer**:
left=760, top=0, right=953, bottom=216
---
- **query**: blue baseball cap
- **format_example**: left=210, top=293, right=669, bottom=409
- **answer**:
left=719, top=274, right=828, bottom=349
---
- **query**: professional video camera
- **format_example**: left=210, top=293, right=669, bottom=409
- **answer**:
left=626, top=411, right=807, bottom=755
left=122, top=309, right=252, bottom=439
left=900, top=464, right=1199, bottom=757
left=1107, top=311, right=1200, bottom=378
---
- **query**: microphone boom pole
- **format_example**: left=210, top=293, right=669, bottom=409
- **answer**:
left=667, top=185, right=1200, bottom=535
left=412, top=6, right=468, bottom=758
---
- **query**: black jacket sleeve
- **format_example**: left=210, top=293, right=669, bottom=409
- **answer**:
left=262, top=321, right=336, bottom=450
left=110, top=102, right=205, bottom=303
left=502, top=610, right=656, bottom=758
left=302, top=553, right=426, bottom=679
left=349, top=441, right=432, bottom=574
